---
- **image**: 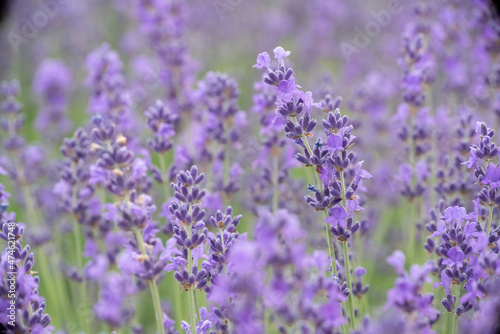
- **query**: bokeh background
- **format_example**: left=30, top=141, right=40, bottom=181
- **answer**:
left=0, top=0, right=499, bottom=333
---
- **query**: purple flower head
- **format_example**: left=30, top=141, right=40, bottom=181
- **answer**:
left=442, top=247, right=465, bottom=268
left=463, top=147, right=478, bottom=169
left=181, top=321, right=191, bottom=333
left=481, top=164, right=500, bottom=189
left=434, top=270, right=451, bottom=294
left=253, top=52, right=271, bottom=69
left=442, top=206, right=467, bottom=225
left=325, top=206, right=348, bottom=227
left=398, top=163, right=412, bottom=185
left=273, top=46, right=291, bottom=66
left=346, top=198, right=363, bottom=217
left=431, top=220, right=446, bottom=237
left=354, top=161, right=372, bottom=184
left=33, top=59, right=72, bottom=105
left=277, top=77, right=296, bottom=94
left=325, top=133, right=343, bottom=154
left=354, top=266, right=367, bottom=278
left=387, top=250, right=405, bottom=276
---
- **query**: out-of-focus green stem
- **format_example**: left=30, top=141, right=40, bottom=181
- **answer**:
left=339, top=171, right=356, bottom=329
left=343, top=241, right=355, bottom=330
left=157, top=152, right=184, bottom=324
left=186, top=218, right=197, bottom=334
left=20, top=181, right=70, bottom=328
left=159, top=153, right=171, bottom=199
left=407, top=110, right=418, bottom=264
left=408, top=198, right=416, bottom=264
left=73, top=220, right=91, bottom=334
left=451, top=283, right=460, bottom=334
left=134, top=229, right=165, bottom=334
left=486, top=203, right=493, bottom=236
left=193, top=289, right=200, bottom=322
left=272, top=154, right=279, bottom=213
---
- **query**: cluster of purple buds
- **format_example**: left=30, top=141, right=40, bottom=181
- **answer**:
left=0, top=194, right=53, bottom=333
left=321, top=106, right=371, bottom=242
left=86, top=44, right=136, bottom=135
left=352, top=267, right=369, bottom=300
left=329, top=207, right=361, bottom=242
left=434, top=113, right=476, bottom=205
left=134, top=0, right=196, bottom=112
left=206, top=206, right=242, bottom=281
left=305, top=182, right=341, bottom=211
left=0, top=80, right=24, bottom=152
left=56, top=128, right=97, bottom=225
left=197, top=71, right=244, bottom=154
left=386, top=251, right=439, bottom=332
left=208, top=210, right=348, bottom=332
left=32, top=59, right=72, bottom=141
left=144, top=99, right=177, bottom=154
left=463, top=121, right=500, bottom=235
left=196, top=71, right=246, bottom=198
left=253, top=47, right=318, bottom=147
left=89, top=115, right=151, bottom=197
left=252, top=79, right=279, bottom=129
left=399, top=3, right=435, bottom=109
left=168, top=166, right=209, bottom=290
left=248, top=74, right=308, bottom=220
left=0, top=81, right=46, bottom=230
left=425, top=206, right=484, bottom=318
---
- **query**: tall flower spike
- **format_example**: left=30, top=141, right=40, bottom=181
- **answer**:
left=0, top=194, right=54, bottom=333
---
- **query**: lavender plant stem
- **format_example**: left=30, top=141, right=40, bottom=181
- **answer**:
left=73, top=219, right=91, bottom=334
left=158, top=152, right=184, bottom=323
left=21, top=181, right=70, bottom=325
left=487, top=188, right=493, bottom=236
left=272, top=154, right=279, bottom=213
left=409, top=199, right=416, bottom=264
left=452, top=284, right=460, bottom=334
left=339, top=171, right=356, bottom=329
left=186, top=210, right=197, bottom=334
left=343, top=241, right=355, bottom=330
left=408, top=111, right=416, bottom=264
left=134, top=229, right=165, bottom=334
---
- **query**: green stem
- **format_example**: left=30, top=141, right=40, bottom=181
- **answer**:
left=343, top=241, right=356, bottom=330
left=264, top=310, right=271, bottom=332
left=20, top=182, right=70, bottom=328
left=324, top=210, right=338, bottom=277
left=272, top=154, right=279, bottom=213
left=452, top=284, right=460, bottom=334
left=486, top=204, right=493, bottom=236
left=219, top=228, right=226, bottom=254
left=193, top=289, right=200, bottom=321
left=149, top=280, right=165, bottom=334
left=73, top=221, right=91, bottom=334
left=159, top=153, right=171, bottom=199
left=158, top=152, right=184, bottom=325
left=339, top=171, right=356, bottom=329
left=159, top=153, right=167, bottom=179
left=187, top=222, right=197, bottom=334
left=338, top=171, right=347, bottom=208
left=407, top=111, right=417, bottom=264
left=134, top=229, right=165, bottom=334
left=408, top=198, right=416, bottom=265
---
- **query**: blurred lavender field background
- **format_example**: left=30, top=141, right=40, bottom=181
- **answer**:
left=0, top=0, right=500, bottom=333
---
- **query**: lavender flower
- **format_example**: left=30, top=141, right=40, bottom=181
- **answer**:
left=32, top=59, right=72, bottom=142
left=0, top=193, right=53, bottom=333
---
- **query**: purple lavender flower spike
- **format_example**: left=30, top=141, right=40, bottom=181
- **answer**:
left=0, top=194, right=54, bottom=333
left=32, top=59, right=72, bottom=142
